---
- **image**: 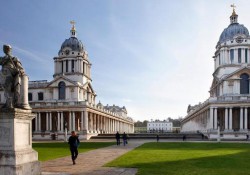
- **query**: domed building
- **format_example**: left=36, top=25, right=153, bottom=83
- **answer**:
left=7, top=22, right=134, bottom=140
left=181, top=7, right=250, bottom=139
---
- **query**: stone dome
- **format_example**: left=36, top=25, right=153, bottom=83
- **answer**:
left=59, top=37, right=84, bottom=54
left=219, top=23, right=249, bottom=43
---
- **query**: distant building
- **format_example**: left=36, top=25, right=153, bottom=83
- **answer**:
left=147, top=120, right=173, bottom=133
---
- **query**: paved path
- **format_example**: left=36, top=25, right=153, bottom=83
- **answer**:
left=41, top=140, right=147, bottom=175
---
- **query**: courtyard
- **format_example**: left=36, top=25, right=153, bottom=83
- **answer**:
left=38, top=140, right=250, bottom=175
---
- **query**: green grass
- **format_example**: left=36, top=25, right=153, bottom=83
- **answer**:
left=33, top=142, right=114, bottom=161
left=106, top=142, right=250, bottom=175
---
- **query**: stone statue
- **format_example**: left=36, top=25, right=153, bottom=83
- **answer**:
left=0, top=45, right=30, bottom=109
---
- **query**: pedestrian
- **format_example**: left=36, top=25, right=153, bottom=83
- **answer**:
left=202, top=134, right=204, bottom=140
left=115, top=131, right=120, bottom=146
left=156, top=134, right=159, bottom=142
left=68, top=131, right=80, bottom=165
left=122, top=132, right=127, bottom=146
left=183, top=134, right=186, bottom=141
left=246, top=134, right=249, bottom=141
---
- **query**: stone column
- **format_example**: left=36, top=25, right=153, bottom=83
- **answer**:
left=209, top=107, right=214, bottom=130
left=240, top=107, right=244, bottom=131
left=214, top=108, right=218, bottom=130
left=72, top=112, right=76, bottom=131
left=89, top=113, right=92, bottom=133
left=61, top=112, right=64, bottom=131
left=57, top=112, right=60, bottom=131
left=96, top=115, right=99, bottom=132
left=243, top=48, right=246, bottom=63
left=46, top=112, right=49, bottom=131
left=38, top=112, right=41, bottom=131
left=35, top=113, right=38, bottom=131
left=69, top=112, right=72, bottom=132
left=19, top=74, right=30, bottom=109
left=229, top=108, right=233, bottom=130
left=83, top=110, right=88, bottom=133
left=49, top=112, right=52, bottom=131
left=81, top=111, right=84, bottom=131
left=244, top=107, right=248, bottom=130
left=69, top=59, right=72, bottom=72
left=225, top=108, right=228, bottom=130
left=103, top=117, right=106, bottom=133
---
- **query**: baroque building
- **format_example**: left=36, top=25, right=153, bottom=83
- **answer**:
left=0, top=22, right=134, bottom=140
left=181, top=7, right=250, bottom=139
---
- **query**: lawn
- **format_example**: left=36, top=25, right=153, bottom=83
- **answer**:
left=33, top=142, right=114, bottom=161
left=106, top=142, right=250, bottom=175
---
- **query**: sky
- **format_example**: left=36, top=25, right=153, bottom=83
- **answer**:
left=1, top=0, right=250, bottom=121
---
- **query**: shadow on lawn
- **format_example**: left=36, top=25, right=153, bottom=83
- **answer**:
left=134, top=142, right=250, bottom=151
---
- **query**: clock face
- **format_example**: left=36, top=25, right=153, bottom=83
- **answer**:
left=65, top=50, right=70, bottom=55
left=236, top=36, right=243, bottom=43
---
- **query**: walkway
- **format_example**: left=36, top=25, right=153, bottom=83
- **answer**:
left=41, top=140, right=146, bottom=175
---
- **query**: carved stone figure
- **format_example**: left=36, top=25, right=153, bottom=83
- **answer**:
left=0, top=45, right=29, bottom=109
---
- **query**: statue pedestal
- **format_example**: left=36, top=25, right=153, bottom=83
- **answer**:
left=0, top=108, right=40, bottom=175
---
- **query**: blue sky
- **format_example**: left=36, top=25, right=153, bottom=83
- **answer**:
left=1, top=1, right=250, bottom=121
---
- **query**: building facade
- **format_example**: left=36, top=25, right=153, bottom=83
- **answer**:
left=0, top=23, right=134, bottom=140
left=147, top=120, right=173, bottom=133
left=181, top=7, right=250, bottom=139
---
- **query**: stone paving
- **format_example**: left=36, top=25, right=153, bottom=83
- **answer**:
left=41, top=140, right=147, bottom=175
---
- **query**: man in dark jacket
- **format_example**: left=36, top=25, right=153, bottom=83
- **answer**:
left=68, top=131, right=80, bottom=165
left=115, top=131, right=120, bottom=146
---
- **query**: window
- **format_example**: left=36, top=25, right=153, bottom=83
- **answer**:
left=61, top=61, right=64, bottom=73
left=58, top=81, right=66, bottom=100
left=245, top=49, right=248, bottom=63
left=238, top=48, right=241, bottom=63
left=230, top=49, right=234, bottom=63
left=240, top=73, right=249, bottom=94
left=38, top=92, right=44, bottom=101
left=83, top=62, right=85, bottom=74
left=71, top=60, right=74, bottom=72
left=28, top=93, right=33, bottom=101
left=218, top=54, right=221, bottom=65
left=66, top=60, right=68, bottom=72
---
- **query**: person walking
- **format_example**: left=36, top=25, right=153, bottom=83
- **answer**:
left=115, top=131, right=120, bottom=146
left=156, top=134, right=159, bottom=142
left=183, top=134, right=186, bottom=141
left=122, top=132, right=127, bottom=146
left=68, top=131, right=80, bottom=165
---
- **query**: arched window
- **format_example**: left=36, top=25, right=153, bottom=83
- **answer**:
left=58, top=81, right=66, bottom=100
left=240, top=73, right=249, bottom=94
left=230, top=49, right=234, bottom=63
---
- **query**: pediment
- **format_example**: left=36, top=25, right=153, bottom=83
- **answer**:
left=47, top=76, right=78, bottom=87
left=83, top=82, right=96, bottom=95
left=223, top=66, right=250, bottom=81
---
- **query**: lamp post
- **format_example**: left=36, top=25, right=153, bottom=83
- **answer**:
left=217, top=121, right=220, bottom=142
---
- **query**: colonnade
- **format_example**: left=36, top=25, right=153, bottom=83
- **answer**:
left=33, top=109, right=134, bottom=134
left=209, top=107, right=248, bottom=131
left=182, top=105, right=250, bottom=132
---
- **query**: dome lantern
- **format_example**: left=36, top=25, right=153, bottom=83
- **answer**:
left=70, top=20, right=77, bottom=37
left=230, top=4, right=238, bottom=24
